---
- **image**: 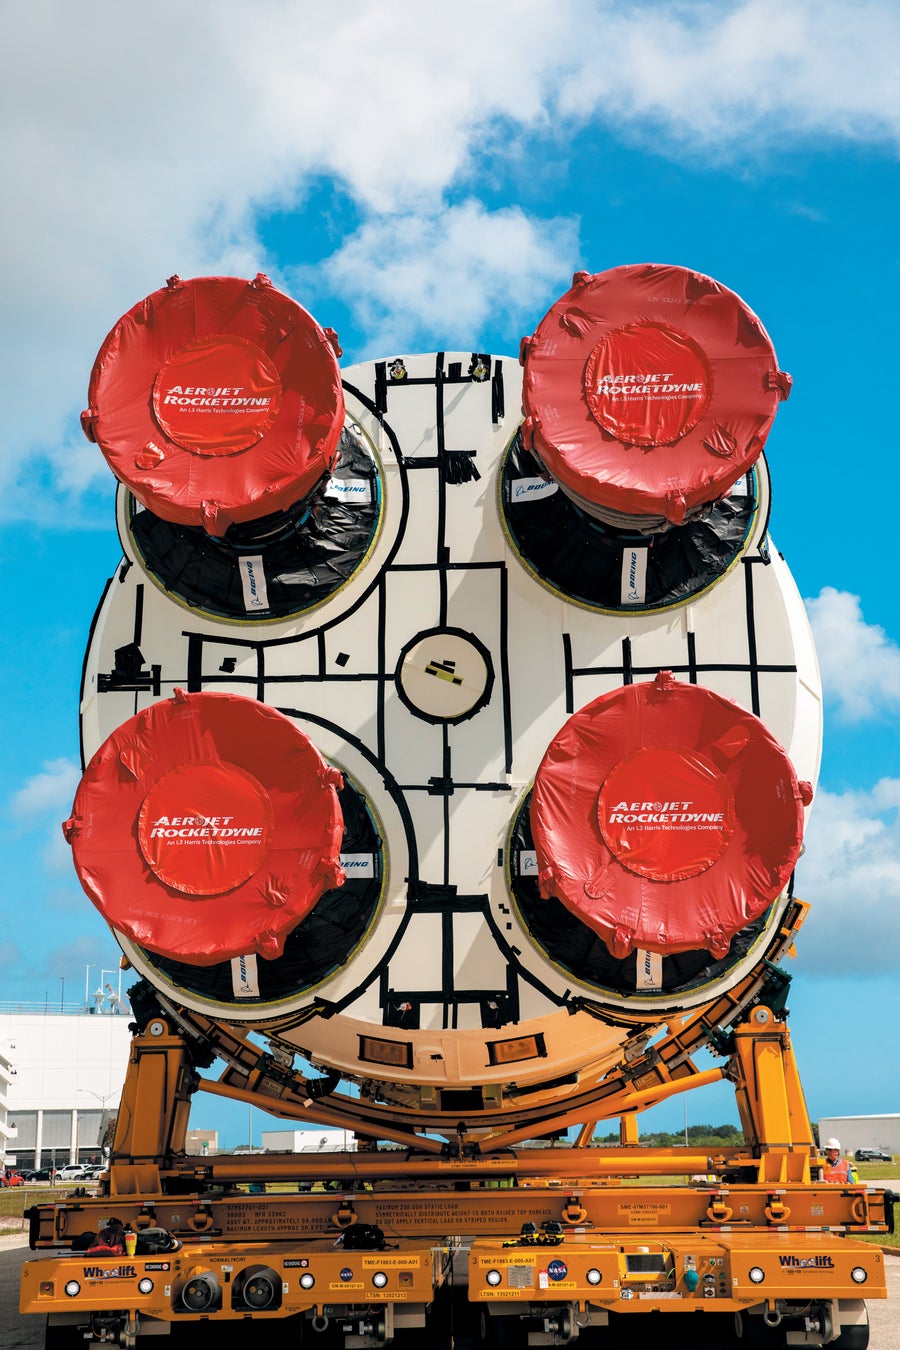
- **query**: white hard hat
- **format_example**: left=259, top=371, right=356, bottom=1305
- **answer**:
left=824, top=1138, right=842, bottom=1151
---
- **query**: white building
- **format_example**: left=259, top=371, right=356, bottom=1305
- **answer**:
left=818, top=1115, right=900, bottom=1158
left=0, top=1010, right=133, bottom=1170
left=0, top=1043, right=13, bottom=1160
left=261, top=1128, right=355, bottom=1153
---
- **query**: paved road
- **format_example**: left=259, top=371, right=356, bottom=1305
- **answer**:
left=4, top=1242, right=44, bottom=1350
left=3, top=1239, right=897, bottom=1348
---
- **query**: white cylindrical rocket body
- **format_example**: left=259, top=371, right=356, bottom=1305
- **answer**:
left=78, top=345, right=821, bottom=1107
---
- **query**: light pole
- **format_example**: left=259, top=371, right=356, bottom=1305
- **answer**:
left=84, top=965, right=95, bottom=1006
left=59, top=977, right=65, bottom=1012
left=79, top=1089, right=119, bottom=1110
left=78, top=1089, right=120, bottom=1165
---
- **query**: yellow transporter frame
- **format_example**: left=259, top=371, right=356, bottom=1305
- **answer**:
left=20, top=1171, right=889, bottom=1345
left=22, top=1238, right=451, bottom=1344
left=469, top=1233, right=881, bottom=1345
left=19, top=911, right=894, bottom=1345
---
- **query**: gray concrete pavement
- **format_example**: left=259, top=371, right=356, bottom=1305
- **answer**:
left=2, top=1241, right=41, bottom=1349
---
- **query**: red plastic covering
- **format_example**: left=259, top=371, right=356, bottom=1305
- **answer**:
left=531, top=672, right=811, bottom=960
left=63, top=690, right=346, bottom=965
left=81, top=274, right=345, bottom=537
left=520, top=264, right=791, bottom=525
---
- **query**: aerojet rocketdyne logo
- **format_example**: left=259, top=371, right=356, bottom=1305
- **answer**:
left=138, top=761, right=274, bottom=895
left=597, top=748, right=735, bottom=882
left=584, top=322, right=712, bottom=447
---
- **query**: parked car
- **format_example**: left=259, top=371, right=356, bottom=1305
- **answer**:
left=14, top=1168, right=37, bottom=1181
left=31, top=1167, right=58, bottom=1181
left=854, top=1147, right=892, bottom=1162
left=57, top=1164, right=88, bottom=1180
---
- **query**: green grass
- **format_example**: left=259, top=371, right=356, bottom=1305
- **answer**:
left=853, top=1163, right=898, bottom=1182
left=853, top=1166, right=900, bottom=1249
left=0, top=1186, right=34, bottom=1235
left=1, top=1185, right=40, bottom=1212
left=856, top=1229, right=900, bottom=1250
left=0, top=1183, right=84, bottom=1235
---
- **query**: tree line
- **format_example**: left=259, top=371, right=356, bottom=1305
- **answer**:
left=593, top=1123, right=744, bottom=1147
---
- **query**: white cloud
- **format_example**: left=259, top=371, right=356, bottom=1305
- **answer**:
left=795, top=781, right=900, bottom=974
left=805, top=588, right=900, bottom=722
left=2, top=1, right=897, bottom=522
left=9, top=759, right=80, bottom=824
left=10, top=759, right=82, bottom=877
left=558, top=1, right=900, bottom=152
left=0, top=1, right=576, bottom=519
left=307, top=202, right=580, bottom=355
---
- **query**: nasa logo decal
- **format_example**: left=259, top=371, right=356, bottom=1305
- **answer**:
left=547, top=1259, right=568, bottom=1282
left=340, top=1267, right=354, bottom=1282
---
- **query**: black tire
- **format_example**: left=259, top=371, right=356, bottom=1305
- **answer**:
left=45, top=1321, right=83, bottom=1349
left=734, top=1310, right=785, bottom=1347
left=832, top=1309, right=870, bottom=1350
left=479, top=1307, right=519, bottom=1347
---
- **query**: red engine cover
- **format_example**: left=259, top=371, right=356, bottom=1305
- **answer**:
left=63, top=690, right=345, bottom=964
left=82, top=274, right=345, bottom=536
left=530, top=672, right=811, bottom=959
left=520, top=263, right=791, bottom=524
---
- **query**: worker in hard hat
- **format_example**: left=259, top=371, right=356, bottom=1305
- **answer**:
left=822, top=1139, right=858, bottom=1183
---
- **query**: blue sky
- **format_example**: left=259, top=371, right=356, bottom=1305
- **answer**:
left=2, top=1, right=898, bottom=1147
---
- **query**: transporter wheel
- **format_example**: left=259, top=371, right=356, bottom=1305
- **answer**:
left=45, top=1321, right=83, bottom=1349
left=734, top=1310, right=786, bottom=1347
left=736, top=1303, right=869, bottom=1350
left=479, top=1308, right=519, bottom=1347
left=832, top=1308, right=870, bottom=1350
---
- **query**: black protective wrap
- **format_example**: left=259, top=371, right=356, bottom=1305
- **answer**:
left=509, top=794, right=769, bottom=1000
left=128, top=426, right=381, bottom=620
left=501, top=432, right=760, bottom=612
left=138, top=776, right=384, bottom=1006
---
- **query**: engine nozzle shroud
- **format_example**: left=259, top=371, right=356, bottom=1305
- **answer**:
left=532, top=672, right=812, bottom=960
left=63, top=689, right=345, bottom=965
left=81, top=273, right=345, bottom=537
left=520, top=262, right=790, bottom=532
